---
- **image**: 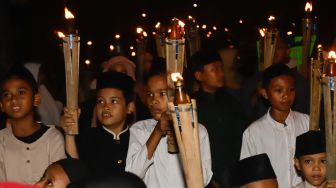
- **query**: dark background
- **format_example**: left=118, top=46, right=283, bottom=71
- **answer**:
left=0, top=0, right=335, bottom=101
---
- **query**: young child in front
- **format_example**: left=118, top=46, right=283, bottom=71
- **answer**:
left=0, top=66, right=66, bottom=184
left=61, top=71, right=135, bottom=177
left=293, top=130, right=336, bottom=188
left=125, top=70, right=212, bottom=188
left=240, top=63, right=309, bottom=188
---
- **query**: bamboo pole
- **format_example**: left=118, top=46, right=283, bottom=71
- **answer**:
left=155, top=34, right=166, bottom=58
left=322, top=76, right=336, bottom=180
left=169, top=99, right=204, bottom=188
left=63, top=34, right=80, bottom=135
left=301, top=18, right=313, bottom=79
left=263, top=30, right=278, bottom=70
left=309, top=58, right=322, bottom=130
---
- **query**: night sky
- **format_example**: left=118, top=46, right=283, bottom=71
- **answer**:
left=5, top=0, right=336, bottom=72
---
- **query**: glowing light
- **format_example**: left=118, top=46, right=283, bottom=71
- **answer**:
left=202, top=24, right=207, bottom=29
left=259, top=29, right=265, bottom=37
left=168, top=28, right=172, bottom=33
left=317, top=44, right=322, bottom=48
left=213, top=26, right=217, bottom=30
left=109, top=45, right=114, bottom=51
left=136, top=27, right=143, bottom=34
left=57, top=32, right=65, bottom=38
left=193, top=3, right=198, bottom=8
left=305, top=2, right=313, bottom=12
left=131, top=52, right=136, bottom=56
left=287, top=31, right=293, bottom=35
left=85, top=60, right=91, bottom=65
left=141, top=13, right=147, bottom=18
left=130, top=46, right=134, bottom=50
left=196, top=25, right=200, bottom=28
left=171, top=73, right=183, bottom=81
left=239, top=19, right=243, bottom=24
left=328, top=51, right=336, bottom=59
left=155, top=22, right=161, bottom=29
left=143, top=31, right=148, bottom=37
left=188, top=15, right=193, bottom=20
left=268, top=16, right=275, bottom=21
left=64, top=7, right=75, bottom=19
left=87, top=41, right=92, bottom=46
left=115, top=34, right=120, bottom=39
left=178, top=20, right=185, bottom=28
left=224, top=28, right=229, bottom=32
left=152, top=31, right=156, bottom=35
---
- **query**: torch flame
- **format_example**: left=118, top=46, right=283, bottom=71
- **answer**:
left=155, top=22, right=161, bottom=29
left=178, top=20, right=185, bottom=28
left=171, top=73, right=183, bottom=82
left=57, top=31, right=65, bottom=38
left=328, top=51, right=336, bottom=59
left=136, top=27, right=143, bottom=34
left=268, top=16, right=275, bottom=22
left=64, top=7, right=75, bottom=19
left=305, top=2, right=313, bottom=12
left=259, top=28, right=265, bottom=37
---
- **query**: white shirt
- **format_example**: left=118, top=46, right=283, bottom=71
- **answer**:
left=293, top=181, right=318, bottom=188
left=240, top=109, right=309, bottom=188
left=126, top=119, right=212, bottom=188
left=0, top=125, right=66, bottom=184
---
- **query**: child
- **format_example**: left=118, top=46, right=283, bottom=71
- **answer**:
left=0, top=66, right=66, bottom=184
left=61, top=71, right=135, bottom=176
left=125, top=70, right=212, bottom=188
left=240, top=63, right=309, bottom=188
left=293, top=130, right=335, bottom=188
left=35, top=158, right=88, bottom=188
left=190, top=49, right=247, bottom=187
left=230, top=153, right=278, bottom=188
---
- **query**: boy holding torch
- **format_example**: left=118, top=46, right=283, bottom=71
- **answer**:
left=125, top=70, right=212, bottom=188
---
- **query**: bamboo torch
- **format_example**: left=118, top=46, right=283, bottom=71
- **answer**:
left=301, top=2, right=313, bottom=79
left=169, top=73, right=204, bottom=188
left=258, top=28, right=266, bottom=71
left=136, top=27, right=147, bottom=84
left=155, top=22, right=166, bottom=58
left=309, top=44, right=323, bottom=131
left=63, top=7, right=80, bottom=135
left=322, top=51, right=336, bottom=181
left=165, top=18, right=185, bottom=102
left=263, top=16, right=278, bottom=70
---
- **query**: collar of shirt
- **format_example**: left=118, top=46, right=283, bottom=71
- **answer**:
left=102, top=125, right=129, bottom=140
left=305, top=181, right=319, bottom=188
left=266, top=108, right=293, bottom=130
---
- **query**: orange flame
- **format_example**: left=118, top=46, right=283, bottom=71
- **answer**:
left=178, top=20, right=185, bottom=28
left=268, top=16, right=275, bottom=22
left=328, top=51, right=336, bottom=59
left=171, top=73, right=183, bottom=82
left=305, top=2, right=313, bottom=12
left=259, top=28, right=265, bottom=37
left=64, top=7, right=75, bottom=19
left=136, top=27, right=143, bottom=34
left=57, top=31, right=65, bottom=38
left=155, top=22, right=161, bottom=29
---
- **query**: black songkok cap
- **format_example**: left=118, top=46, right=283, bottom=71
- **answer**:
left=96, top=71, right=134, bottom=98
left=295, top=130, right=326, bottom=157
left=189, top=50, right=222, bottom=74
left=230, top=153, right=277, bottom=187
left=262, top=63, right=294, bottom=88
left=57, top=158, right=89, bottom=183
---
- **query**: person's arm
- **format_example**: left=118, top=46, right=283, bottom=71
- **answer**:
left=125, top=116, right=170, bottom=179
left=199, top=125, right=213, bottom=186
left=60, top=108, right=80, bottom=159
left=240, top=128, right=256, bottom=160
left=146, top=114, right=170, bottom=159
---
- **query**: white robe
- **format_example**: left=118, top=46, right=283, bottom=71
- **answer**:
left=240, top=109, right=309, bottom=188
left=126, top=119, right=212, bottom=188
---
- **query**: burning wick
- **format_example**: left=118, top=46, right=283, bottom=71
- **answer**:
left=171, top=73, right=183, bottom=82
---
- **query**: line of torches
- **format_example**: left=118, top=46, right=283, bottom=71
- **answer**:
left=57, top=1, right=335, bottom=184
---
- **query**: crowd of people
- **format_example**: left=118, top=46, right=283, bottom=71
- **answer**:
left=0, top=28, right=336, bottom=188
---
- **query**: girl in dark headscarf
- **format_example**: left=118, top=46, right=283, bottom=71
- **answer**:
left=35, top=158, right=88, bottom=188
